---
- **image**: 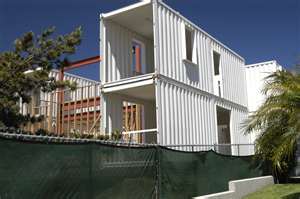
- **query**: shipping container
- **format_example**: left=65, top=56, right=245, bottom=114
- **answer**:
left=245, top=60, right=282, bottom=142
left=100, top=0, right=253, bottom=154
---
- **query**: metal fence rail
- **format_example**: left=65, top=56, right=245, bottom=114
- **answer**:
left=0, top=133, right=265, bottom=199
left=0, top=132, right=254, bottom=156
left=164, top=143, right=255, bottom=156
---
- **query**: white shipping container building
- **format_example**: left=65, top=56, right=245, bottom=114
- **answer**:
left=98, top=0, right=279, bottom=155
left=246, top=60, right=283, bottom=143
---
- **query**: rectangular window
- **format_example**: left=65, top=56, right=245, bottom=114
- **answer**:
left=213, top=51, right=220, bottom=75
left=185, top=27, right=194, bottom=62
left=218, top=80, right=222, bottom=97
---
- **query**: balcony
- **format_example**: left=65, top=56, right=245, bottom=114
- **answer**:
left=101, top=0, right=154, bottom=83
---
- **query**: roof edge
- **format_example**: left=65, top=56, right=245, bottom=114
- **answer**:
left=101, top=0, right=151, bottom=19
left=158, top=1, right=245, bottom=62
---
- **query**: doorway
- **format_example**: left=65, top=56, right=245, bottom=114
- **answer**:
left=132, top=39, right=146, bottom=76
left=216, top=106, right=231, bottom=155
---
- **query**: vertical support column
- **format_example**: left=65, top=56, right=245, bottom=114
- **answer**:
left=74, top=88, right=77, bottom=133
left=136, top=104, right=140, bottom=143
left=93, top=84, right=97, bottom=134
left=80, top=86, right=83, bottom=134
left=57, top=68, right=64, bottom=135
left=67, top=90, right=71, bottom=136
left=87, top=85, right=90, bottom=134
left=30, top=95, right=35, bottom=133
left=61, top=91, right=64, bottom=135
left=48, top=93, right=53, bottom=133
left=130, top=104, right=134, bottom=131
left=125, top=102, right=128, bottom=131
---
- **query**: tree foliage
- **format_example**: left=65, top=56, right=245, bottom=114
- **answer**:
left=244, top=70, right=300, bottom=176
left=0, top=27, right=82, bottom=128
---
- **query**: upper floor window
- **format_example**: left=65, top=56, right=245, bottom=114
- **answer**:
left=185, top=26, right=195, bottom=63
left=213, top=51, right=221, bottom=75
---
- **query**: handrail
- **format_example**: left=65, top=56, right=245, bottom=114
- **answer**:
left=164, top=143, right=254, bottom=147
left=122, top=128, right=157, bottom=135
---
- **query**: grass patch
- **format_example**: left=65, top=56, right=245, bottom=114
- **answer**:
left=243, top=184, right=300, bottom=199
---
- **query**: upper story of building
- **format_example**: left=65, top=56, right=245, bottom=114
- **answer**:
left=245, top=60, right=283, bottom=113
left=100, top=0, right=248, bottom=107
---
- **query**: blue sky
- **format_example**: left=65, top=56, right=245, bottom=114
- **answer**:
left=1, top=0, right=299, bottom=81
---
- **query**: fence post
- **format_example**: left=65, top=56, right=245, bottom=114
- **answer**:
left=237, top=144, right=240, bottom=156
left=155, top=145, right=160, bottom=199
left=213, top=143, right=216, bottom=152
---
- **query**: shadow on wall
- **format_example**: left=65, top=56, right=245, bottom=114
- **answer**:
left=184, top=60, right=200, bottom=83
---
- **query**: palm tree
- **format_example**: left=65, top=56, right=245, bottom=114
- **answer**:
left=244, top=70, right=300, bottom=179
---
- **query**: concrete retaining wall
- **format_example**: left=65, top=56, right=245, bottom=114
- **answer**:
left=193, top=176, right=274, bottom=199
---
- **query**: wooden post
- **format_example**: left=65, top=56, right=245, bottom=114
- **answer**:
left=125, top=101, right=128, bottom=131
left=48, top=93, right=53, bottom=133
left=130, top=104, right=134, bottom=131
left=93, top=84, right=97, bottom=134
left=61, top=90, right=64, bottom=135
left=57, top=68, right=64, bottom=135
left=67, top=90, right=71, bottom=137
left=30, top=95, right=35, bottom=133
left=87, top=85, right=90, bottom=134
left=80, top=86, right=83, bottom=134
left=74, top=88, right=77, bottom=133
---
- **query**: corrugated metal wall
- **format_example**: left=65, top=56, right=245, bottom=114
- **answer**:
left=100, top=93, right=157, bottom=134
left=154, top=2, right=248, bottom=106
left=48, top=70, right=100, bottom=102
left=246, top=61, right=282, bottom=113
left=99, top=1, right=252, bottom=153
left=245, top=61, right=282, bottom=143
left=211, top=42, right=248, bottom=106
left=156, top=78, right=251, bottom=153
left=100, top=20, right=154, bottom=83
left=157, top=79, right=215, bottom=146
left=101, top=94, right=123, bottom=134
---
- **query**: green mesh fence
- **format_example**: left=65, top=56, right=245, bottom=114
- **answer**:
left=158, top=147, right=265, bottom=199
left=0, top=134, right=269, bottom=199
left=0, top=137, right=157, bottom=199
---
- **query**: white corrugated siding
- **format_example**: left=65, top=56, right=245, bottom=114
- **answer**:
left=101, top=94, right=123, bottom=134
left=155, top=2, right=247, bottom=106
left=156, top=78, right=251, bottom=153
left=211, top=42, right=248, bottom=106
left=46, top=70, right=100, bottom=102
left=246, top=61, right=282, bottom=113
left=157, top=79, right=216, bottom=147
left=245, top=61, right=282, bottom=142
left=155, top=3, right=213, bottom=93
left=99, top=1, right=253, bottom=153
left=100, top=20, right=154, bottom=83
